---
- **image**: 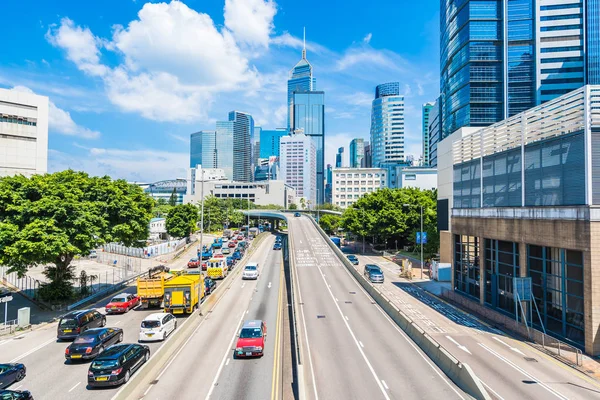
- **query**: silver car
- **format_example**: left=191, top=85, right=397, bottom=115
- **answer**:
left=242, top=263, right=259, bottom=280
left=364, top=264, right=384, bottom=283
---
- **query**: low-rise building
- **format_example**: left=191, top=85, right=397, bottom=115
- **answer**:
left=332, top=167, right=387, bottom=208
left=437, top=86, right=600, bottom=355
left=184, top=180, right=295, bottom=209
left=143, top=179, right=187, bottom=205
left=149, top=218, right=167, bottom=240
left=396, top=166, right=437, bottom=191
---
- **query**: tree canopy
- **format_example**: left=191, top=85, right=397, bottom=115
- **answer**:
left=0, top=170, right=154, bottom=301
left=165, top=203, right=198, bottom=238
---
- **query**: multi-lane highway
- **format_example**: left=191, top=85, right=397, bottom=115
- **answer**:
left=352, top=254, right=600, bottom=400
left=287, top=214, right=467, bottom=400
left=124, top=233, right=284, bottom=400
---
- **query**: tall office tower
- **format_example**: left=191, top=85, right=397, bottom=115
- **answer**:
left=228, top=111, right=254, bottom=182
left=427, top=97, right=442, bottom=168
left=0, top=88, right=48, bottom=177
left=362, top=142, right=372, bottom=168
left=260, top=128, right=287, bottom=158
left=253, top=126, right=262, bottom=168
left=215, top=122, right=235, bottom=180
left=335, top=147, right=344, bottom=168
left=440, top=0, right=597, bottom=139
left=349, top=138, right=365, bottom=168
left=190, top=130, right=217, bottom=169
left=325, top=164, right=333, bottom=204
left=280, top=133, right=316, bottom=206
left=370, top=82, right=405, bottom=167
left=287, top=29, right=316, bottom=129
left=422, top=102, right=435, bottom=166
left=190, top=132, right=202, bottom=169
left=291, top=90, right=325, bottom=204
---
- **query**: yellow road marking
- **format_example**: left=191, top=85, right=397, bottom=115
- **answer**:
left=271, top=260, right=284, bottom=400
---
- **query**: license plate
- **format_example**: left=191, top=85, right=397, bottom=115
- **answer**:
left=95, top=377, right=109, bottom=381
left=112, top=306, right=117, bottom=309
left=71, top=354, right=82, bottom=359
left=246, top=352, right=252, bottom=356
left=146, top=333, right=154, bottom=337
left=63, top=329, right=72, bottom=333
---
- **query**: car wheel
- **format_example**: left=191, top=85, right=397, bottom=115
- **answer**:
left=144, top=351, right=150, bottom=363
left=101, top=318, right=106, bottom=327
left=17, top=369, right=25, bottom=381
left=118, top=332, right=124, bottom=342
left=98, top=345, right=105, bottom=354
left=174, top=321, right=178, bottom=330
left=124, top=369, right=131, bottom=383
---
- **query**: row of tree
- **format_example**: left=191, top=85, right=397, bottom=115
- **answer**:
left=319, top=188, right=439, bottom=257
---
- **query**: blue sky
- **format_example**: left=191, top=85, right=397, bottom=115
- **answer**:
left=0, top=0, right=440, bottom=182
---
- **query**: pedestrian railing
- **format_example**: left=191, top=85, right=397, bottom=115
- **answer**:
left=0, top=319, right=17, bottom=335
left=0, top=267, right=41, bottom=299
left=441, top=287, right=583, bottom=366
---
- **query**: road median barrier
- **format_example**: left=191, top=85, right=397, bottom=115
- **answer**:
left=111, top=233, right=267, bottom=400
left=307, top=217, right=491, bottom=400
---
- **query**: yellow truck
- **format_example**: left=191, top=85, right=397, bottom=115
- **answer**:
left=207, top=258, right=228, bottom=280
left=137, top=266, right=175, bottom=309
left=163, top=272, right=205, bottom=315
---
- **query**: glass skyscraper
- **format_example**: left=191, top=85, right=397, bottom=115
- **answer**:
left=287, top=34, right=316, bottom=129
left=335, top=147, right=344, bottom=168
left=291, top=90, right=325, bottom=204
left=215, top=122, right=234, bottom=180
left=440, top=0, right=597, bottom=139
left=422, top=103, right=435, bottom=166
left=190, top=131, right=203, bottom=168
left=259, top=128, right=288, bottom=158
left=370, top=82, right=405, bottom=167
left=228, top=111, right=254, bottom=182
left=349, top=138, right=364, bottom=168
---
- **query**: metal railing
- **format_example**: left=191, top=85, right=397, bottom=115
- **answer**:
left=441, top=287, right=583, bottom=366
left=0, top=267, right=41, bottom=299
left=0, top=319, right=17, bottom=335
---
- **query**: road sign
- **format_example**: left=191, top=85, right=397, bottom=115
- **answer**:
left=0, top=295, right=12, bottom=303
left=514, top=277, right=532, bottom=301
left=416, top=232, right=428, bottom=244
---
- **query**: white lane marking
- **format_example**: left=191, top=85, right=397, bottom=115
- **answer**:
left=381, top=380, right=389, bottom=390
left=445, top=336, right=472, bottom=355
left=478, top=343, right=569, bottom=400
left=268, top=282, right=272, bottom=289
left=205, top=312, right=246, bottom=400
left=10, top=338, right=55, bottom=362
left=0, top=339, right=13, bottom=347
left=333, top=244, right=466, bottom=399
left=246, top=310, right=249, bottom=314
left=14, top=385, right=23, bottom=390
left=359, top=341, right=364, bottom=348
left=241, top=282, right=246, bottom=288
left=335, top=297, right=338, bottom=302
left=345, top=316, right=349, bottom=321
left=492, top=336, right=526, bottom=356
left=314, top=263, right=390, bottom=400
left=299, top=240, right=302, bottom=244
left=68, top=382, right=81, bottom=392
left=481, top=381, right=506, bottom=400
left=114, top=320, right=122, bottom=325
left=225, top=358, right=230, bottom=366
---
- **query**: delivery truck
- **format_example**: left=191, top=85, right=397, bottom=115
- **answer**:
left=163, top=272, right=205, bottom=315
left=207, top=257, right=228, bottom=280
left=137, top=265, right=174, bottom=309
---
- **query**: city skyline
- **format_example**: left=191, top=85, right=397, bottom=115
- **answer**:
left=0, top=0, right=439, bottom=182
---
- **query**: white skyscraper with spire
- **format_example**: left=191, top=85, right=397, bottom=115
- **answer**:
left=287, top=28, right=316, bottom=129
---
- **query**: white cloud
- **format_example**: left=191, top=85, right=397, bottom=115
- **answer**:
left=271, top=32, right=331, bottom=55
left=335, top=47, right=401, bottom=71
left=224, top=0, right=277, bottom=48
left=339, top=91, right=373, bottom=107
left=363, top=33, right=372, bottom=44
left=49, top=147, right=188, bottom=182
left=11, top=86, right=100, bottom=139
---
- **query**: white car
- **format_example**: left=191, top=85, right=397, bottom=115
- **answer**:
left=222, top=237, right=229, bottom=243
left=139, top=313, right=177, bottom=342
left=242, top=262, right=259, bottom=280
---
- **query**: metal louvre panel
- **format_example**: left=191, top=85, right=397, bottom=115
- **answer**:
left=592, top=128, right=600, bottom=204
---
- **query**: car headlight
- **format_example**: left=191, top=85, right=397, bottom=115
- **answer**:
left=256, top=346, right=263, bottom=351
left=235, top=347, right=242, bottom=352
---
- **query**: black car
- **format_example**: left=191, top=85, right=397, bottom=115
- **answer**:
left=273, top=243, right=282, bottom=250
left=65, top=328, right=124, bottom=362
left=346, top=255, right=359, bottom=265
left=87, top=344, right=150, bottom=388
left=205, top=277, right=216, bottom=295
left=364, top=264, right=384, bottom=283
left=0, top=390, right=33, bottom=400
left=0, top=364, right=25, bottom=389
left=57, top=309, right=106, bottom=340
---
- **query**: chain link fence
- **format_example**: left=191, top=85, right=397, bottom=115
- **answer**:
left=0, top=266, right=41, bottom=299
left=102, top=238, right=187, bottom=258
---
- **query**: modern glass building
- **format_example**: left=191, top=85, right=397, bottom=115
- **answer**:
left=228, top=111, right=254, bottom=182
left=440, top=0, right=597, bottom=139
left=335, top=147, right=344, bottom=168
left=428, top=98, right=442, bottom=168
left=190, top=131, right=203, bottom=168
left=370, top=82, right=405, bottom=167
left=287, top=35, right=316, bottom=129
left=291, top=91, right=325, bottom=204
left=215, top=122, right=234, bottom=180
left=422, top=103, right=435, bottom=166
left=260, top=128, right=288, bottom=158
left=349, top=138, right=365, bottom=168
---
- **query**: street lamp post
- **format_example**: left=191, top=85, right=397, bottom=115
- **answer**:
left=317, top=189, right=320, bottom=223
left=198, top=167, right=205, bottom=315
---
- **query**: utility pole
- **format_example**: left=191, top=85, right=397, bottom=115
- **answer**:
left=198, top=166, right=204, bottom=315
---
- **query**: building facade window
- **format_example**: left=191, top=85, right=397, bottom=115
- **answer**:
left=454, top=235, right=480, bottom=299
left=484, top=239, right=520, bottom=315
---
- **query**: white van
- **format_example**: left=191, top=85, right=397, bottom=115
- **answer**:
left=242, top=262, right=259, bottom=280
left=139, top=313, right=177, bottom=342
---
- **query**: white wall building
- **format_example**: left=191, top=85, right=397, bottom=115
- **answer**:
left=186, top=166, right=229, bottom=196
left=0, top=88, right=48, bottom=177
left=149, top=217, right=166, bottom=240
left=332, top=167, right=387, bottom=208
left=184, top=180, right=296, bottom=209
left=280, top=133, right=316, bottom=206
left=396, top=167, right=437, bottom=191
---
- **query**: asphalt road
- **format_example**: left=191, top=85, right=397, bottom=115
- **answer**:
left=287, top=215, right=467, bottom=400
left=354, top=254, right=600, bottom=400
left=135, top=233, right=283, bottom=400
left=0, top=235, right=215, bottom=400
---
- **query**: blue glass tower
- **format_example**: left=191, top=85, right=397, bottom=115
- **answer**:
left=228, top=111, right=254, bottom=182
left=190, top=132, right=203, bottom=168
left=260, top=128, right=287, bottom=158
left=287, top=30, right=316, bottom=129
left=587, top=0, right=600, bottom=84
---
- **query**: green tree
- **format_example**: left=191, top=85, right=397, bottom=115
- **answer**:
left=165, top=203, right=198, bottom=238
left=168, top=188, right=178, bottom=207
left=0, top=170, right=154, bottom=301
left=318, top=214, right=341, bottom=235
left=288, top=203, right=298, bottom=210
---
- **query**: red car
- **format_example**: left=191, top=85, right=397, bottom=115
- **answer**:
left=214, top=253, right=224, bottom=258
left=234, top=320, right=267, bottom=358
left=105, top=293, right=139, bottom=314
left=228, top=242, right=236, bottom=248
left=237, top=235, right=244, bottom=240
left=188, top=257, right=200, bottom=268
left=202, top=261, right=207, bottom=271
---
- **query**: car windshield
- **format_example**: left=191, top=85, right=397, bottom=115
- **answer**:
left=370, top=268, right=382, bottom=274
left=141, top=320, right=161, bottom=329
left=74, top=335, right=97, bottom=344
left=245, top=266, right=256, bottom=271
left=91, top=359, right=119, bottom=370
left=110, top=296, right=127, bottom=303
left=59, top=318, right=78, bottom=328
left=239, top=327, right=262, bottom=338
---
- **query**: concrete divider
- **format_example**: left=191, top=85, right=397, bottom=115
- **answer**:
left=307, top=217, right=491, bottom=400
left=111, top=233, right=268, bottom=400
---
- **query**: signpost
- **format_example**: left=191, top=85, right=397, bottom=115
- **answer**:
left=1, top=293, right=13, bottom=328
